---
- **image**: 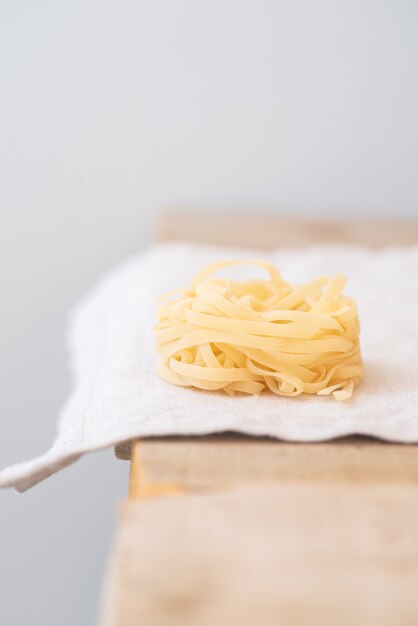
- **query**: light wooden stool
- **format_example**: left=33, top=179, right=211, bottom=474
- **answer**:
left=99, top=215, right=418, bottom=626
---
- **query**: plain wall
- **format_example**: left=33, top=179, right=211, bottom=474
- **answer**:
left=0, top=1, right=417, bottom=624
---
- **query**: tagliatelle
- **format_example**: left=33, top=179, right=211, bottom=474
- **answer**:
left=155, top=260, right=363, bottom=400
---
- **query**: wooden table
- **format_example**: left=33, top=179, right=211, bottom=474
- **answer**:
left=99, top=215, right=418, bottom=626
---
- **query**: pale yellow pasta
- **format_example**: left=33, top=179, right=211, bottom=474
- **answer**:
left=155, top=260, right=363, bottom=400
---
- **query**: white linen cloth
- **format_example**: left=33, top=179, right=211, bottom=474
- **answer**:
left=1, top=242, right=418, bottom=492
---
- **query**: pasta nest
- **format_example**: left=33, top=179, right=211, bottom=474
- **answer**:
left=155, top=260, right=363, bottom=400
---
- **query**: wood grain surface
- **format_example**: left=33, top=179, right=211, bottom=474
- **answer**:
left=120, top=436, right=418, bottom=493
left=160, top=212, right=418, bottom=249
left=99, top=214, right=418, bottom=626
left=100, top=485, right=418, bottom=626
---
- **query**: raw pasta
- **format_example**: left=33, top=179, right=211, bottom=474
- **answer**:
left=155, top=260, right=363, bottom=400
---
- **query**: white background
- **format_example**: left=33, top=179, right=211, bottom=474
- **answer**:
left=1, top=1, right=417, bottom=624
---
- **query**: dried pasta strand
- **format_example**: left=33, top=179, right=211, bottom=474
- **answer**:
left=155, top=260, right=363, bottom=400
